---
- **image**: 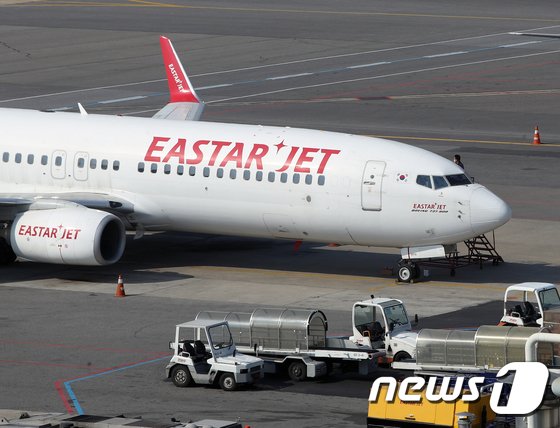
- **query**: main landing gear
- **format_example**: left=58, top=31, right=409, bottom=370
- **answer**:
left=0, top=238, right=16, bottom=265
left=397, top=261, right=420, bottom=283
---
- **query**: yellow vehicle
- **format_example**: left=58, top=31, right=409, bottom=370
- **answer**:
left=367, top=381, right=495, bottom=428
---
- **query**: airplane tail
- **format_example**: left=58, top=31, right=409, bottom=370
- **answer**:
left=153, top=36, right=205, bottom=121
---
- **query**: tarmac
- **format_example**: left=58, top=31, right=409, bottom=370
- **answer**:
left=0, top=1, right=559, bottom=427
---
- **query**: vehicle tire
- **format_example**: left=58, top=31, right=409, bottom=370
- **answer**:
left=171, top=365, right=192, bottom=387
left=287, top=361, right=307, bottom=381
left=0, top=238, right=16, bottom=265
left=397, top=265, right=413, bottom=283
left=219, top=373, right=237, bottom=391
left=393, top=352, right=411, bottom=362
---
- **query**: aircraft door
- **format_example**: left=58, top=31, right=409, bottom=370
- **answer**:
left=73, top=152, right=89, bottom=181
left=51, top=150, right=67, bottom=180
left=361, top=160, right=386, bottom=211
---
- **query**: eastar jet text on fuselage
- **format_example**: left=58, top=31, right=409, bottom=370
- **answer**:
left=0, top=36, right=511, bottom=279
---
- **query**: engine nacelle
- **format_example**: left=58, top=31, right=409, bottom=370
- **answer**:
left=10, top=207, right=126, bottom=265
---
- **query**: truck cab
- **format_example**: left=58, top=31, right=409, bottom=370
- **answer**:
left=500, top=282, right=560, bottom=328
left=166, top=320, right=264, bottom=391
left=350, top=297, right=417, bottom=362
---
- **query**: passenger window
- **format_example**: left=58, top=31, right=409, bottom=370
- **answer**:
left=41, top=155, right=48, bottom=166
left=27, top=154, right=34, bottom=165
left=164, top=164, right=171, bottom=174
left=2, top=152, right=8, bottom=162
left=113, top=160, right=120, bottom=171
left=77, top=158, right=85, bottom=168
left=318, top=175, right=325, bottom=186
left=243, top=170, right=250, bottom=181
left=177, top=165, right=184, bottom=175
left=101, top=159, right=108, bottom=170
left=55, top=156, right=62, bottom=167
left=90, top=159, right=97, bottom=169
left=280, top=173, right=288, bottom=183
left=293, top=174, right=300, bottom=184
left=217, top=168, right=224, bottom=178
left=15, top=153, right=22, bottom=164
left=138, top=162, right=145, bottom=173
left=432, top=176, right=448, bottom=190
left=189, top=166, right=196, bottom=176
left=203, top=167, right=210, bottom=177
left=256, top=171, right=263, bottom=182
left=416, top=175, right=432, bottom=189
left=230, top=169, right=237, bottom=179
left=305, top=174, right=312, bottom=185
left=268, top=172, right=275, bottom=183
left=151, top=163, right=157, bottom=173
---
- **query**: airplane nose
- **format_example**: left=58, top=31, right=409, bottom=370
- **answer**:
left=470, top=187, right=512, bottom=233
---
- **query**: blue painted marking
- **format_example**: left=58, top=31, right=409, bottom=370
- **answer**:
left=63, top=356, right=169, bottom=415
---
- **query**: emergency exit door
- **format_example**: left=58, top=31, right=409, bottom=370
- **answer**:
left=361, top=160, right=386, bottom=211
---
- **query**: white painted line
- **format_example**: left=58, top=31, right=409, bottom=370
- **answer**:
left=348, top=62, right=389, bottom=69
left=207, top=48, right=560, bottom=104
left=51, top=106, right=73, bottom=111
left=97, top=95, right=147, bottom=104
left=424, top=51, right=467, bottom=58
left=500, top=41, right=542, bottom=48
left=197, top=83, right=233, bottom=89
left=267, top=73, right=313, bottom=80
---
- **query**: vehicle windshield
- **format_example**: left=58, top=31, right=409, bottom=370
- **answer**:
left=208, top=324, right=233, bottom=350
left=446, top=174, right=472, bottom=186
left=383, top=304, right=409, bottom=330
left=539, top=288, right=560, bottom=310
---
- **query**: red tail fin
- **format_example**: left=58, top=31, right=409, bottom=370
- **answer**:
left=159, top=36, right=201, bottom=104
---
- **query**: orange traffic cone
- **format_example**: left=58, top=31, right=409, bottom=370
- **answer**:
left=533, top=126, right=542, bottom=145
left=115, top=274, right=126, bottom=297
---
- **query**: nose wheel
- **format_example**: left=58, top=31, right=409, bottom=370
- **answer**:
left=397, top=261, right=420, bottom=283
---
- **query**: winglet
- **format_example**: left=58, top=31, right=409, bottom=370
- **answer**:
left=160, top=36, right=201, bottom=104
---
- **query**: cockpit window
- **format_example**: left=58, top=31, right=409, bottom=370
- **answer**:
left=416, top=175, right=432, bottom=189
left=446, top=174, right=471, bottom=186
left=432, top=176, right=449, bottom=190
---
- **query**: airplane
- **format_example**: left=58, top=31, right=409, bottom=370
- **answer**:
left=0, top=36, right=511, bottom=282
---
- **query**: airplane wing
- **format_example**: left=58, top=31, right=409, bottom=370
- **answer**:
left=153, top=36, right=205, bottom=121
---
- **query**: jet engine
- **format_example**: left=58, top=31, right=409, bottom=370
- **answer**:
left=10, top=207, right=126, bottom=265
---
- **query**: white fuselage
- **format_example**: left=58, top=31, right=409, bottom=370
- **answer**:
left=0, top=108, right=510, bottom=248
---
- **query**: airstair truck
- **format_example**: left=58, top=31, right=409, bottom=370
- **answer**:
left=195, top=297, right=417, bottom=380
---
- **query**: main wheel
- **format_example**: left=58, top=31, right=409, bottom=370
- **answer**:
left=219, top=373, right=237, bottom=391
left=288, top=361, right=307, bottom=381
left=171, top=365, right=192, bottom=387
left=397, top=265, right=414, bottom=283
left=0, top=238, right=16, bottom=265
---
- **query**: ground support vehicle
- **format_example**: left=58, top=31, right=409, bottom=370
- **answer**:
left=165, top=320, right=264, bottom=391
left=392, top=325, right=553, bottom=374
left=195, top=297, right=417, bottom=380
left=499, top=282, right=560, bottom=328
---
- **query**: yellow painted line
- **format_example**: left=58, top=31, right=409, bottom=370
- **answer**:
left=369, top=134, right=560, bottom=147
left=7, top=0, right=560, bottom=23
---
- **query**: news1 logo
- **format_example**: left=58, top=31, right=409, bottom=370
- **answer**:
left=369, top=362, right=549, bottom=415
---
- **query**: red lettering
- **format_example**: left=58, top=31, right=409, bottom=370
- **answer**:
left=186, top=140, right=209, bottom=165
left=18, top=225, right=26, bottom=235
left=209, top=141, right=231, bottom=166
left=144, top=136, right=170, bottom=162
left=276, top=146, right=299, bottom=172
left=50, top=228, right=57, bottom=239
left=244, top=144, right=269, bottom=169
left=74, top=229, right=82, bottom=240
left=294, top=147, right=320, bottom=173
left=219, top=143, right=244, bottom=168
left=317, top=149, right=340, bottom=174
left=162, top=138, right=187, bottom=163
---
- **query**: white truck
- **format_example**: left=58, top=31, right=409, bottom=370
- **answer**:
left=499, top=282, right=560, bottom=328
left=166, top=319, right=264, bottom=391
left=195, top=297, right=418, bottom=381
